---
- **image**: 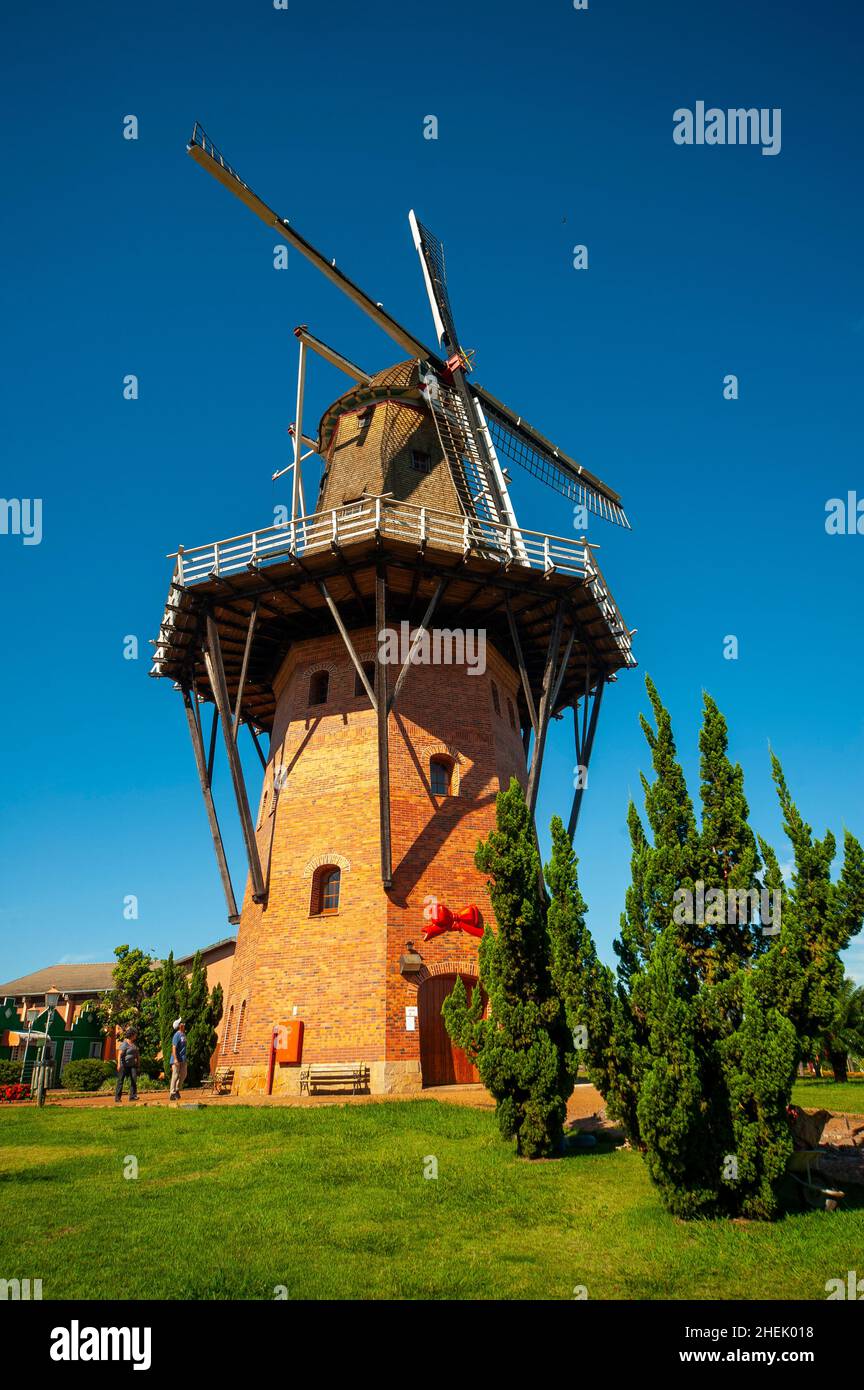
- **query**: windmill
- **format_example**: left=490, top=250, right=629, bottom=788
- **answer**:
left=184, top=125, right=630, bottom=541
left=148, top=125, right=635, bottom=1095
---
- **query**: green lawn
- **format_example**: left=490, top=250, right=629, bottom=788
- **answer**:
left=1, top=1101, right=862, bottom=1300
left=791, top=1078, right=864, bottom=1114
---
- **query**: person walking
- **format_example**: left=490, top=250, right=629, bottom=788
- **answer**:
left=114, top=1029, right=140, bottom=1104
left=169, top=1017, right=187, bottom=1101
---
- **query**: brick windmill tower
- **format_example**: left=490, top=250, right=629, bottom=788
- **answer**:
left=151, top=126, right=635, bottom=1095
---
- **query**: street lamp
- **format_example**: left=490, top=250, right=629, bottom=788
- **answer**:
left=36, top=989, right=61, bottom=1108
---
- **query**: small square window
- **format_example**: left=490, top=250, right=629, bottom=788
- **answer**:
left=410, top=450, right=432, bottom=474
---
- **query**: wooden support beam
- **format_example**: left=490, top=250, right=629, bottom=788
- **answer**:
left=387, top=579, right=446, bottom=714
left=376, top=571, right=393, bottom=888
left=318, top=580, right=378, bottom=710
left=233, top=601, right=258, bottom=737
left=568, top=679, right=604, bottom=838
left=203, top=615, right=267, bottom=902
left=206, top=705, right=219, bottom=786
left=181, top=686, right=240, bottom=924
left=294, top=325, right=371, bottom=383
left=247, top=721, right=268, bottom=772
left=506, top=597, right=539, bottom=736
left=526, top=600, right=564, bottom=817
left=550, top=614, right=578, bottom=713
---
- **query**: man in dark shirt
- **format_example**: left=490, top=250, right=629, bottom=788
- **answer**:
left=169, top=1017, right=187, bottom=1101
left=114, top=1029, right=140, bottom=1103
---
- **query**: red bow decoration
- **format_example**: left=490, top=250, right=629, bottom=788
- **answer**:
left=422, top=899, right=483, bottom=941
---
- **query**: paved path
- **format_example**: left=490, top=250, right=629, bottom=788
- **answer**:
left=46, top=1078, right=607, bottom=1122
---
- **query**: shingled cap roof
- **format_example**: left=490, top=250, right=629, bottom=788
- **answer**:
left=0, top=963, right=116, bottom=997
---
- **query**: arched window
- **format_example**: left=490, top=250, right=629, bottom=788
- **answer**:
left=430, top=756, right=454, bottom=796
left=223, top=1005, right=234, bottom=1049
left=233, top=1000, right=246, bottom=1053
left=354, top=661, right=376, bottom=697
left=309, top=670, right=329, bottom=706
left=491, top=681, right=501, bottom=717
left=507, top=699, right=516, bottom=730
left=310, top=865, right=341, bottom=915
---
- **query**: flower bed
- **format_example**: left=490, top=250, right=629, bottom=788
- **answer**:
left=1, top=1083, right=31, bottom=1103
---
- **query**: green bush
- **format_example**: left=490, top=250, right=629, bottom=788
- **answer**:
left=0, top=1059, right=23, bottom=1086
left=61, top=1058, right=117, bottom=1092
left=98, top=1074, right=161, bottom=1094
left=138, top=1055, right=163, bottom=1081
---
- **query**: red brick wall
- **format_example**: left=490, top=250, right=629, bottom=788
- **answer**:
left=220, top=627, right=526, bottom=1092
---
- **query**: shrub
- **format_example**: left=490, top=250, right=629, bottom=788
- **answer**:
left=443, top=778, right=572, bottom=1158
left=0, top=1059, right=23, bottom=1086
left=98, top=1074, right=161, bottom=1094
left=61, top=1058, right=117, bottom=1091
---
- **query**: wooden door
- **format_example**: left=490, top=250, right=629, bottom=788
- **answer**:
left=418, top=973, right=481, bottom=1087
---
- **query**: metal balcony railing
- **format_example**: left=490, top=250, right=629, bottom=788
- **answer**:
left=159, top=495, right=635, bottom=667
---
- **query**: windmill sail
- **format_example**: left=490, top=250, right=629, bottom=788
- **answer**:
left=424, top=373, right=503, bottom=528
left=409, top=211, right=462, bottom=355
left=188, top=123, right=438, bottom=365
left=472, top=384, right=631, bottom=529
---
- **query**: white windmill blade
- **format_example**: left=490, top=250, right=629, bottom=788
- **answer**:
left=472, top=384, right=630, bottom=529
left=409, top=211, right=463, bottom=357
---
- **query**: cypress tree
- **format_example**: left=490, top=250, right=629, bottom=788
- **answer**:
left=185, top=953, right=223, bottom=1086
left=443, top=778, right=572, bottom=1158
left=545, top=816, right=625, bottom=1128
left=755, top=753, right=864, bottom=1056
left=158, top=952, right=188, bottom=1082
left=560, top=677, right=862, bottom=1218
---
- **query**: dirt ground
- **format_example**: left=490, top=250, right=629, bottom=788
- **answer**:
left=46, top=1078, right=608, bottom=1118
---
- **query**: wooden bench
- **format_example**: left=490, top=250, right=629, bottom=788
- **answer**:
left=200, top=1066, right=235, bottom=1096
left=300, top=1063, right=370, bottom=1095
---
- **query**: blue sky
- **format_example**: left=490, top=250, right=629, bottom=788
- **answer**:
left=1, top=0, right=861, bottom=985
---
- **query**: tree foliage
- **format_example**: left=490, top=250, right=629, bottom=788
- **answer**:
left=96, top=945, right=162, bottom=1059
left=184, top=951, right=224, bottom=1086
left=559, top=676, right=863, bottom=1220
left=443, top=778, right=572, bottom=1158
left=158, top=952, right=188, bottom=1078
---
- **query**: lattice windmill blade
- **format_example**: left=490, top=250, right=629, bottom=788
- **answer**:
left=472, top=383, right=631, bottom=529
left=408, top=211, right=464, bottom=358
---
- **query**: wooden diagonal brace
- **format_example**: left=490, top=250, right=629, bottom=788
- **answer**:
left=318, top=580, right=377, bottom=710
left=526, top=601, right=564, bottom=816
left=376, top=571, right=393, bottom=888
left=247, top=721, right=268, bottom=772
left=387, top=579, right=446, bottom=714
left=204, top=615, right=266, bottom=902
left=232, top=600, right=258, bottom=739
left=568, top=679, right=604, bottom=838
left=550, top=613, right=578, bottom=713
left=506, top=597, right=539, bottom=736
left=181, top=686, right=240, bottom=924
